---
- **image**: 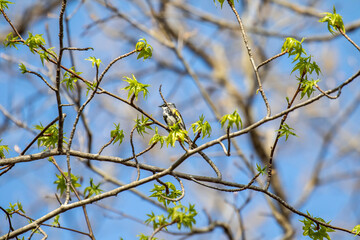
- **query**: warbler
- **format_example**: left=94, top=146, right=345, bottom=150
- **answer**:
left=159, top=103, right=186, bottom=130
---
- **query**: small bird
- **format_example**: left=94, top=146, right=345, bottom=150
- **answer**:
left=159, top=103, right=186, bottom=130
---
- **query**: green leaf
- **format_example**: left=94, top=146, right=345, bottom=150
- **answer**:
left=165, top=123, right=188, bottom=147
left=149, top=182, right=182, bottom=207
left=191, top=114, right=212, bottom=139
left=61, top=66, right=82, bottom=91
left=111, top=123, right=125, bottom=145
left=300, top=211, right=335, bottom=240
left=85, top=81, right=98, bottom=96
left=149, top=127, right=166, bottom=148
left=121, top=74, right=150, bottom=101
left=291, top=56, right=321, bottom=77
left=6, top=201, right=25, bottom=216
left=213, top=0, right=237, bottom=8
left=53, top=172, right=81, bottom=196
left=84, top=178, right=103, bottom=198
left=85, top=56, right=102, bottom=68
left=34, top=123, right=67, bottom=149
left=319, top=6, right=345, bottom=34
left=145, top=212, right=168, bottom=230
left=134, top=115, right=153, bottom=137
left=281, top=37, right=307, bottom=61
left=353, top=225, right=360, bottom=236
left=300, top=78, right=320, bottom=99
left=3, top=32, right=19, bottom=49
left=39, top=47, right=56, bottom=66
left=167, top=203, right=197, bottom=230
left=286, top=97, right=290, bottom=105
left=135, top=38, right=153, bottom=60
left=0, top=139, right=10, bottom=159
left=220, top=110, right=243, bottom=130
left=19, top=63, right=27, bottom=74
left=277, top=123, right=297, bottom=141
left=0, top=0, right=13, bottom=11
left=256, top=163, right=266, bottom=175
left=24, top=32, right=46, bottom=54
left=51, top=215, right=60, bottom=227
left=137, top=233, right=157, bottom=240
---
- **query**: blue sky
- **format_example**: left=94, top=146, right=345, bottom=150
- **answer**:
left=1, top=0, right=360, bottom=239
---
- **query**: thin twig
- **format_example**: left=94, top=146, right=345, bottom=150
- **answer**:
left=226, top=127, right=231, bottom=156
left=22, top=114, right=66, bottom=155
left=25, top=70, right=57, bottom=91
left=50, top=157, right=95, bottom=240
left=98, top=50, right=137, bottom=82
left=227, top=0, right=271, bottom=117
left=130, top=126, right=141, bottom=181
left=0, top=206, right=18, bottom=240
left=149, top=219, right=177, bottom=240
left=98, top=136, right=116, bottom=155
left=257, top=51, right=287, bottom=70
left=190, top=171, right=261, bottom=193
left=159, top=176, right=185, bottom=202
left=64, top=62, right=100, bottom=205
left=265, top=81, right=302, bottom=190
left=314, top=82, right=339, bottom=99
left=63, top=47, right=93, bottom=51
left=339, top=27, right=360, bottom=52
left=55, top=0, right=67, bottom=153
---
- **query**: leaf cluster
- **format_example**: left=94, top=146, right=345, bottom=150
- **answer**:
left=149, top=182, right=182, bottom=207
left=84, top=178, right=103, bottom=198
left=35, top=123, right=66, bottom=149
left=149, top=127, right=166, bottom=148
left=122, top=74, right=150, bottom=101
left=283, top=38, right=321, bottom=99
left=135, top=38, right=153, bottom=60
left=141, top=182, right=197, bottom=239
left=169, top=203, right=197, bottom=230
left=282, top=37, right=307, bottom=62
left=51, top=215, right=60, bottom=227
left=0, top=139, right=10, bottom=159
left=85, top=80, right=98, bottom=96
left=291, top=56, right=321, bottom=77
left=277, top=123, right=297, bottom=141
left=19, top=63, right=27, bottom=73
left=6, top=201, right=25, bottom=216
left=111, top=123, right=125, bottom=145
left=24, top=32, right=46, bottom=54
left=191, top=114, right=212, bottom=139
left=299, top=77, right=320, bottom=99
left=62, top=66, right=82, bottom=91
left=166, top=123, right=188, bottom=147
left=213, top=0, right=238, bottom=8
left=291, top=55, right=321, bottom=99
left=220, top=110, right=243, bottom=130
left=85, top=56, right=102, bottom=68
left=53, top=172, right=81, bottom=196
left=353, top=225, right=360, bottom=236
left=256, top=163, right=266, bottom=175
left=38, top=47, right=56, bottom=66
left=3, top=32, right=19, bottom=49
left=137, top=233, right=157, bottom=240
left=145, top=203, right=197, bottom=231
left=300, top=211, right=335, bottom=240
left=134, top=115, right=153, bottom=137
left=0, top=0, right=12, bottom=11
left=319, top=6, right=345, bottom=35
